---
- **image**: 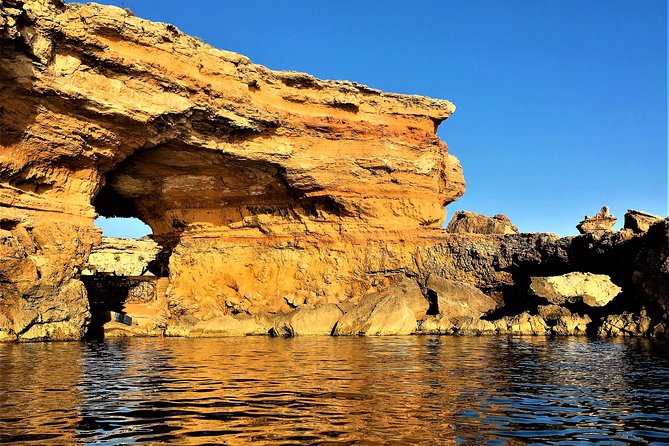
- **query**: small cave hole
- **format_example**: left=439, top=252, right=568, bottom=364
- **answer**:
left=426, top=289, right=440, bottom=316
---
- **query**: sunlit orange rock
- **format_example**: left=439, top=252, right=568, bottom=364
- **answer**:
left=0, top=0, right=465, bottom=339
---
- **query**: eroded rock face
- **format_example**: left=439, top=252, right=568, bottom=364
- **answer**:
left=445, top=211, right=519, bottom=235
left=0, top=0, right=465, bottom=339
left=84, top=237, right=159, bottom=276
left=0, top=1, right=666, bottom=340
left=633, top=219, right=669, bottom=316
left=598, top=310, right=654, bottom=337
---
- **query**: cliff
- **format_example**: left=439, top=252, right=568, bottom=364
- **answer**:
left=0, top=0, right=666, bottom=341
left=0, top=0, right=465, bottom=339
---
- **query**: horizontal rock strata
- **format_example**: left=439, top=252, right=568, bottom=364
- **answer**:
left=0, top=1, right=666, bottom=341
left=0, top=0, right=464, bottom=340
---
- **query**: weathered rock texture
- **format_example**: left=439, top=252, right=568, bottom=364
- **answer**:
left=530, top=272, right=621, bottom=307
left=577, top=206, right=617, bottom=235
left=83, top=236, right=159, bottom=276
left=426, top=274, right=499, bottom=322
left=0, top=0, right=667, bottom=341
left=624, top=209, right=662, bottom=234
left=0, top=0, right=467, bottom=339
left=446, top=211, right=518, bottom=235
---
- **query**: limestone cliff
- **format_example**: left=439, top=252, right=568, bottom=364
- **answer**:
left=0, top=0, right=465, bottom=339
left=83, top=236, right=159, bottom=276
left=0, top=1, right=666, bottom=341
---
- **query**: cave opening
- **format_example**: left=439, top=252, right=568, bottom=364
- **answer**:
left=94, top=216, right=152, bottom=239
left=83, top=177, right=169, bottom=339
left=83, top=140, right=308, bottom=337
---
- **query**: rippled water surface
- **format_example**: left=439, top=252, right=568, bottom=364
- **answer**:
left=1, top=336, right=668, bottom=445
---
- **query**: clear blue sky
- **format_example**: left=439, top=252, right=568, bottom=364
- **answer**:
left=90, top=0, right=667, bottom=237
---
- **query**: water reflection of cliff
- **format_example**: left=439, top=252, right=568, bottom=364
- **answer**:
left=0, top=342, right=84, bottom=444
left=1, top=337, right=668, bottom=444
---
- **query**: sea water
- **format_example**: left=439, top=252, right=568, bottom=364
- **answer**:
left=1, top=336, right=668, bottom=445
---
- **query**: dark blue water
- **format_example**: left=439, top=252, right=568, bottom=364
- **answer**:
left=0, top=336, right=668, bottom=445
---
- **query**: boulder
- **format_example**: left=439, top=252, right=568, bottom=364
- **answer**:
left=551, top=314, right=591, bottom=335
left=446, top=211, right=519, bottom=235
left=333, top=281, right=421, bottom=336
left=530, top=272, right=621, bottom=307
left=537, top=304, right=572, bottom=321
left=576, top=206, right=617, bottom=235
left=271, top=304, right=344, bottom=336
left=391, top=278, right=430, bottom=320
left=426, top=274, right=499, bottom=321
left=598, top=310, right=653, bottom=337
left=624, top=210, right=662, bottom=234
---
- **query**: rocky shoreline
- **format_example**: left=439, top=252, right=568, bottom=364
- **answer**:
left=74, top=209, right=667, bottom=340
left=0, top=1, right=666, bottom=341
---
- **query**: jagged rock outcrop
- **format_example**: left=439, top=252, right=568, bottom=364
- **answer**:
left=0, top=0, right=667, bottom=341
left=445, top=211, right=519, bottom=235
left=530, top=272, right=622, bottom=307
left=624, top=209, right=662, bottom=234
left=632, top=219, right=669, bottom=317
left=576, top=206, right=617, bottom=235
left=597, top=310, right=656, bottom=337
left=551, top=313, right=591, bottom=336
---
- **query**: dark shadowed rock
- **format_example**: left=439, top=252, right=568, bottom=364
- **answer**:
left=632, top=218, right=669, bottom=316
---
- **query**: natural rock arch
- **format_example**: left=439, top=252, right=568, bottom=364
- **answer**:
left=0, top=0, right=465, bottom=339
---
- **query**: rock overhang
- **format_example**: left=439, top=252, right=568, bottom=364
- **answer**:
left=0, top=0, right=469, bottom=339
left=2, top=0, right=465, bottom=237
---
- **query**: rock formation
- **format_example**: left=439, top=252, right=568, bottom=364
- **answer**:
left=425, top=274, right=499, bottom=321
left=83, top=237, right=159, bottom=276
left=0, top=0, right=667, bottom=341
left=0, top=0, right=465, bottom=340
left=624, top=209, right=662, bottom=234
left=445, top=211, right=519, bottom=235
left=576, top=206, right=617, bottom=234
